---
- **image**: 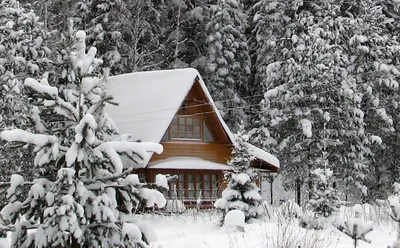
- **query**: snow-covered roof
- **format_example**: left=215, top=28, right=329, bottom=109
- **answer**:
left=246, top=143, right=280, bottom=169
left=107, top=68, right=230, bottom=143
left=148, top=157, right=232, bottom=171
left=107, top=68, right=279, bottom=170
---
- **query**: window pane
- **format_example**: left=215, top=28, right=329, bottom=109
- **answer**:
left=194, top=118, right=200, bottom=126
left=187, top=118, right=192, bottom=125
left=179, top=125, right=185, bottom=132
left=194, top=133, right=200, bottom=139
left=179, top=174, right=184, bottom=183
left=187, top=125, right=193, bottom=131
left=179, top=132, right=185, bottom=138
left=186, top=133, right=193, bottom=138
left=179, top=118, right=185, bottom=124
left=188, top=174, right=194, bottom=182
left=172, top=132, right=178, bottom=138
left=171, top=125, right=177, bottom=131
left=172, top=117, right=177, bottom=124
left=196, top=182, right=201, bottom=191
left=204, top=174, right=210, bottom=197
left=188, top=184, right=195, bottom=199
left=194, top=126, right=200, bottom=132
left=195, top=174, right=202, bottom=193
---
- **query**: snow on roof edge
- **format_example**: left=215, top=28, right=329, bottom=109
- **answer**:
left=195, top=73, right=235, bottom=143
left=246, top=143, right=280, bottom=169
left=148, top=157, right=233, bottom=171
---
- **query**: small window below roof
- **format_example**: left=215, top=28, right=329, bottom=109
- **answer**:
left=170, top=116, right=202, bottom=140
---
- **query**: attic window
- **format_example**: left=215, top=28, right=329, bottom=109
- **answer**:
left=170, top=116, right=201, bottom=140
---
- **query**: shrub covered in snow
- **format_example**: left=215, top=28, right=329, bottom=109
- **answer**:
left=223, top=209, right=245, bottom=232
left=388, top=182, right=400, bottom=247
left=0, top=27, right=167, bottom=248
left=214, top=124, right=263, bottom=224
left=336, top=204, right=373, bottom=248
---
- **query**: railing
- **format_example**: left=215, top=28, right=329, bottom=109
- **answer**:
left=164, top=188, right=222, bottom=203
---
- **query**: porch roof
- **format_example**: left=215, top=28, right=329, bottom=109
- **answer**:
left=147, top=157, right=232, bottom=171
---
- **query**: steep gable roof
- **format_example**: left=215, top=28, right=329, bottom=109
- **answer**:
left=107, top=68, right=230, bottom=143
left=107, top=68, right=279, bottom=170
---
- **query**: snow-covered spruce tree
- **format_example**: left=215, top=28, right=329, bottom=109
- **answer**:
left=74, top=0, right=131, bottom=75
left=0, top=0, right=51, bottom=186
left=214, top=125, right=263, bottom=224
left=0, top=30, right=167, bottom=248
left=205, top=0, right=251, bottom=131
left=308, top=168, right=341, bottom=217
left=159, top=0, right=210, bottom=71
left=301, top=167, right=342, bottom=229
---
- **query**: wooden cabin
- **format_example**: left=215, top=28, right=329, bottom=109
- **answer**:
left=107, top=68, right=279, bottom=207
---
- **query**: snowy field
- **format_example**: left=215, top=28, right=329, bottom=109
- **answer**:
left=0, top=203, right=396, bottom=248
left=144, top=204, right=395, bottom=248
left=140, top=207, right=394, bottom=248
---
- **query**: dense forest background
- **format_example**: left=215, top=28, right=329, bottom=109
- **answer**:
left=7, top=0, right=400, bottom=205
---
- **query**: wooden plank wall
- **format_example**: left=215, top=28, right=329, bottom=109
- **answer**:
left=150, top=142, right=233, bottom=164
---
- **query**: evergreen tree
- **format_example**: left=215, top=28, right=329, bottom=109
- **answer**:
left=0, top=29, right=167, bottom=248
left=214, top=125, right=263, bottom=224
left=76, top=0, right=129, bottom=74
left=307, top=168, right=341, bottom=218
left=0, top=0, right=51, bottom=185
left=159, top=0, right=208, bottom=70
left=204, top=0, right=251, bottom=131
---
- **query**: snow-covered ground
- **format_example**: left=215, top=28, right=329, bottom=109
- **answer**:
left=145, top=205, right=396, bottom=248
left=0, top=204, right=396, bottom=248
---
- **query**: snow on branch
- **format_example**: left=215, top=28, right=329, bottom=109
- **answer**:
left=95, top=141, right=163, bottom=174
left=1, top=129, right=57, bottom=147
left=24, top=78, right=58, bottom=97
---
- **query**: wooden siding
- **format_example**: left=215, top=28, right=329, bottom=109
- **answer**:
left=175, top=79, right=231, bottom=144
left=151, top=142, right=233, bottom=164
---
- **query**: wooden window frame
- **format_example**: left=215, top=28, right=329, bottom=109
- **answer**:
left=170, top=116, right=202, bottom=141
left=169, top=171, right=221, bottom=200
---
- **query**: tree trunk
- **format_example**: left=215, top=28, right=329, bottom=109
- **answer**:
left=296, top=178, right=301, bottom=206
left=270, top=177, right=273, bottom=205
left=71, top=236, right=80, bottom=248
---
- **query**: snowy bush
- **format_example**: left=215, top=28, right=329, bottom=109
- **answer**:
left=166, top=200, right=186, bottom=214
left=336, top=204, right=373, bottom=248
left=223, top=209, right=245, bottom=232
left=0, top=28, right=166, bottom=248
left=215, top=124, right=263, bottom=224
left=388, top=182, right=400, bottom=247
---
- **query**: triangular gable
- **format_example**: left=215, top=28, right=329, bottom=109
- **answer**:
left=107, top=68, right=233, bottom=144
left=163, top=78, right=231, bottom=144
